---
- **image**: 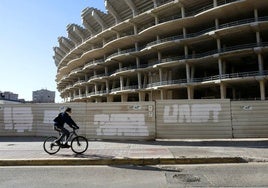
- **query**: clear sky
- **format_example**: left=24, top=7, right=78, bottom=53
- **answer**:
left=0, top=0, right=105, bottom=102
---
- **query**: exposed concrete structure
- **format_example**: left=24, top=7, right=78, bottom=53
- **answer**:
left=54, top=0, right=268, bottom=102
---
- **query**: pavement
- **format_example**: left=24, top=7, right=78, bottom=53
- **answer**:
left=0, top=136, right=268, bottom=166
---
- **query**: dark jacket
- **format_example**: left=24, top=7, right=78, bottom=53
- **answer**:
left=54, top=112, right=78, bottom=129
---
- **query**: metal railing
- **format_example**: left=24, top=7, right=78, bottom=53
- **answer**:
left=145, top=70, right=268, bottom=89
left=62, top=70, right=268, bottom=97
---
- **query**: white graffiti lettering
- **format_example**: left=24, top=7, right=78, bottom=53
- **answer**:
left=95, top=114, right=149, bottom=136
left=163, top=104, right=221, bottom=123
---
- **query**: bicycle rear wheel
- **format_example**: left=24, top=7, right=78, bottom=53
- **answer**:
left=71, top=136, right=88, bottom=154
left=43, top=136, right=60, bottom=155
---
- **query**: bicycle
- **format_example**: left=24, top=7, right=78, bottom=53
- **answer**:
left=43, top=128, right=88, bottom=155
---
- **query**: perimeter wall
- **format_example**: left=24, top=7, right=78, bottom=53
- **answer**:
left=0, top=100, right=267, bottom=140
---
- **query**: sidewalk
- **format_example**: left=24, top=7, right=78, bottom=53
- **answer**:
left=0, top=137, right=268, bottom=166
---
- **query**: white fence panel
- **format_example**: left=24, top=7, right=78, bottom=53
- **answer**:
left=156, top=99, right=232, bottom=139
left=85, top=102, right=155, bottom=140
left=231, top=101, right=268, bottom=138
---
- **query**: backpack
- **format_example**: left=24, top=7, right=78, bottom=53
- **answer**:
left=53, top=113, right=63, bottom=123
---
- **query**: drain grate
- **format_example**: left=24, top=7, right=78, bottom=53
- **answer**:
left=165, top=173, right=211, bottom=186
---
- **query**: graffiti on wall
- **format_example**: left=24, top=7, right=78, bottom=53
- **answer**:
left=95, top=114, right=149, bottom=136
left=3, top=107, right=33, bottom=132
left=163, top=104, right=222, bottom=123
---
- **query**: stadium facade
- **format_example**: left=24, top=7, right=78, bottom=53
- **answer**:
left=54, top=0, right=268, bottom=102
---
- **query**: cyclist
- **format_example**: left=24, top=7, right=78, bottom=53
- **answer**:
left=53, top=107, right=79, bottom=148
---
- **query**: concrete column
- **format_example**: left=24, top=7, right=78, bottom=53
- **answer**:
left=139, top=92, right=145, bottom=101
left=133, top=24, right=137, bottom=35
left=215, top=18, right=219, bottom=29
left=121, top=94, right=128, bottom=102
left=136, top=57, right=140, bottom=68
left=258, top=53, right=264, bottom=72
left=187, top=86, right=194, bottom=99
left=154, top=15, right=159, bottom=25
left=259, top=80, right=266, bottom=100
left=158, top=51, right=161, bottom=61
left=156, top=35, right=160, bottom=42
left=85, top=86, right=89, bottom=96
left=160, top=89, right=165, bottom=100
left=159, top=68, right=163, bottom=83
left=184, top=45, right=188, bottom=58
left=120, top=76, right=124, bottom=90
left=94, top=84, right=98, bottom=94
left=135, top=42, right=138, bottom=51
left=183, top=27, right=187, bottom=38
left=152, top=0, right=157, bottom=8
left=149, top=91, right=153, bottom=101
left=181, top=6, right=185, bottom=18
left=256, top=30, right=261, bottom=45
left=105, top=66, right=108, bottom=75
left=79, top=88, right=81, bottom=97
left=186, top=64, right=190, bottom=82
left=220, top=83, right=226, bottom=99
left=116, top=31, right=120, bottom=38
left=213, top=0, right=217, bottom=7
left=254, top=9, right=258, bottom=21
left=138, top=72, right=142, bottom=89
left=217, top=38, right=221, bottom=52
left=218, top=58, right=223, bottom=76
left=143, top=74, right=148, bottom=87
left=106, top=80, right=109, bottom=93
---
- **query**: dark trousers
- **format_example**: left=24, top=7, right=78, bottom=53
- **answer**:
left=55, top=126, right=70, bottom=143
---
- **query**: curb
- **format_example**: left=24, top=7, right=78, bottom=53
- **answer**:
left=0, top=157, right=247, bottom=166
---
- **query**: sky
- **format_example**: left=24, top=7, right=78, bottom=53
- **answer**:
left=0, top=0, right=105, bottom=102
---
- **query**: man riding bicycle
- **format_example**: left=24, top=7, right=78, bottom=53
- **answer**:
left=53, top=107, right=79, bottom=148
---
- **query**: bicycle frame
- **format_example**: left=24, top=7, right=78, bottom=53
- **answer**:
left=57, top=129, right=78, bottom=144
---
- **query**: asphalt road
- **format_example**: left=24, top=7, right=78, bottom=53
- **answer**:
left=1, top=163, right=268, bottom=188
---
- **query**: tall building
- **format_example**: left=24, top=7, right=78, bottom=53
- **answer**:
left=32, top=89, right=55, bottom=103
left=54, top=0, right=268, bottom=102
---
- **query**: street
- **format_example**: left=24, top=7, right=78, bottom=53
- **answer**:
left=0, top=163, right=268, bottom=187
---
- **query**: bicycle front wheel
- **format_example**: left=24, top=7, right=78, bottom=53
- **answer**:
left=43, top=136, right=60, bottom=155
left=71, top=136, right=88, bottom=154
